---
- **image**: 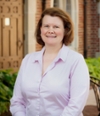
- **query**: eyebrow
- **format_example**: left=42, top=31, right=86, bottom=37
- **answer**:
left=42, top=23, right=61, bottom=26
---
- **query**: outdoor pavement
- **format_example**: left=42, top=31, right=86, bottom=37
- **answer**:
left=83, top=86, right=99, bottom=116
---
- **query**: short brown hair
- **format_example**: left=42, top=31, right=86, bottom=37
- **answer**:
left=35, top=7, right=74, bottom=46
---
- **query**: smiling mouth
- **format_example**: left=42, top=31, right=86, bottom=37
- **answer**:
left=46, top=36, right=56, bottom=38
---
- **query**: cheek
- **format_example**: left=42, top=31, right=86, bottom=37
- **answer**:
left=57, top=30, right=64, bottom=37
left=41, top=28, right=46, bottom=35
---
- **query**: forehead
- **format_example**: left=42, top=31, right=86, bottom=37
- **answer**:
left=42, top=15, right=63, bottom=25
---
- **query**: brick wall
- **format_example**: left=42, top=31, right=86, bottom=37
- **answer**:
left=45, top=0, right=51, bottom=8
left=86, top=0, right=99, bottom=57
left=78, top=0, right=99, bottom=57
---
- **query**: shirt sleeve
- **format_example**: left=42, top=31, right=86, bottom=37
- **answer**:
left=61, top=55, right=90, bottom=116
left=10, top=59, right=26, bottom=116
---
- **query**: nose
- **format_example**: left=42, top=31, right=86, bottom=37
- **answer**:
left=48, top=27, right=54, bottom=34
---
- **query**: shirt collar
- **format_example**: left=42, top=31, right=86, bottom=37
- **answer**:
left=33, top=47, right=45, bottom=63
left=54, top=44, right=70, bottom=62
left=33, top=44, right=70, bottom=63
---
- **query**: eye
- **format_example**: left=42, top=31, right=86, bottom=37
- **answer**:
left=44, top=25, right=49, bottom=27
left=54, top=26, right=59, bottom=28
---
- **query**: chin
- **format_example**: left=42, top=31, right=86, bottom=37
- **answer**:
left=45, top=43, right=56, bottom=46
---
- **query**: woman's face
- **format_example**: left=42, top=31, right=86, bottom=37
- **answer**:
left=40, top=15, right=65, bottom=47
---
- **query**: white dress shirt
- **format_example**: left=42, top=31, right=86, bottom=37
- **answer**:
left=10, top=44, right=90, bottom=116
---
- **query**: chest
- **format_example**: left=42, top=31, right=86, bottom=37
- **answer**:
left=21, top=61, right=71, bottom=97
left=42, top=58, right=54, bottom=75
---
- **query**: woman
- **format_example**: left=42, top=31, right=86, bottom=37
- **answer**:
left=10, top=7, right=90, bottom=116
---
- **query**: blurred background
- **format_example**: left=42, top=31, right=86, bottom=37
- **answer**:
left=0, top=0, right=100, bottom=116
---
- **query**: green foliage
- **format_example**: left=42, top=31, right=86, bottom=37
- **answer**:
left=0, top=69, right=17, bottom=114
left=85, top=57, right=100, bottom=81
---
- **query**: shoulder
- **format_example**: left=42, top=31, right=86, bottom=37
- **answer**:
left=24, top=51, right=40, bottom=60
left=64, top=46, right=86, bottom=66
left=64, top=46, right=84, bottom=61
left=67, top=48, right=87, bottom=68
left=21, top=51, right=41, bottom=65
left=69, top=49, right=83, bottom=59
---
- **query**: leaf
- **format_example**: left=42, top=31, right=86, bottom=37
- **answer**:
left=0, top=69, right=17, bottom=114
left=85, top=57, right=100, bottom=82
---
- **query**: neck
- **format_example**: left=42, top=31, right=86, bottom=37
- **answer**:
left=44, top=44, right=63, bottom=55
